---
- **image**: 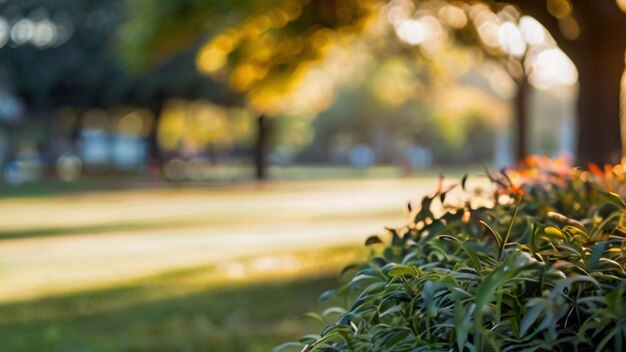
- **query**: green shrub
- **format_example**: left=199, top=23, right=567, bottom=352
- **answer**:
left=276, top=157, right=626, bottom=352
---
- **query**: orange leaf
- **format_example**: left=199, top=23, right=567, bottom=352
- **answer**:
left=588, top=162, right=604, bottom=178
left=510, top=184, right=525, bottom=196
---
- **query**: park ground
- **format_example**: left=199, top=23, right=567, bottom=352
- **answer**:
left=0, top=166, right=481, bottom=351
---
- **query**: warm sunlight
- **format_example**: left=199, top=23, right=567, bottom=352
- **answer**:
left=1, top=0, right=625, bottom=351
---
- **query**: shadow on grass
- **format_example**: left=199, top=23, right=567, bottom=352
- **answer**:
left=0, top=209, right=399, bottom=241
left=0, top=271, right=340, bottom=352
left=0, top=179, right=132, bottom=199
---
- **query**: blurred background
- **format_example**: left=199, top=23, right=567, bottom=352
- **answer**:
left=0, top=0, right=623, bottom=351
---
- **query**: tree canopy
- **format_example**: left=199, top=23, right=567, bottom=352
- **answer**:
left=121, top=1, right=574, bottom=108
left=121, top=0, right=626, bottom=165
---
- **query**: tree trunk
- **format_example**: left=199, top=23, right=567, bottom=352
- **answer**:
left=254, top=114, right=270, bottom=180
left=569, top=1, right=626, bottom=165
left=147, top=93, right=165, bottom=171
left=514, top=74, right=529, bottom=163
left=574, top=37, right=624, bottom=165
left=504, top=0, right=626, bottom=166
left=147, top=119, right=163, bottom=166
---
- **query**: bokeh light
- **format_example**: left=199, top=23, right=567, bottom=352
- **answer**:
left=527, top=47, right=578, bottom=90
left=4, top=1, right=626, bottom=351
left=55, top=154, right=82, bottom=182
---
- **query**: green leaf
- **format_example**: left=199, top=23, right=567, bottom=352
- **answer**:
left=474, top=253, right=528, bottom=348
left=339, top=263, right=360, bottom=280
left=519, top=302, right=544, bottom=336
left=588, top=242, right=607, bottom=271
left=302, top=312, right=323, bottom=323
left=365, top=235, right=383, bottom=246
left=379, top=304, right=403, bottom=317
left=299, top=335, right=319, bottom=344
left=422, top=280, right=438, bottom=318
left=319, top=289, right=338, bottom=302
left=604, top=191, right=626, bottom=208
left=595, top=327, right=618, bottom=352
left=480, top=220, right=502, bottom=249
left=501, top=195, right=523, bottom=260
left=454, top=295, right=473, bottom=350
left=388, top=264, right=419, bottom=277
left=322, top=307, right=347, bottom=319
left=439, top=235, right=482, bottom=273
left=272, top=342, right=304, bottom=352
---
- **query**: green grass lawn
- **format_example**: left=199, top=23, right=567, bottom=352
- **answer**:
left=0, top=246, right=365, bottom=352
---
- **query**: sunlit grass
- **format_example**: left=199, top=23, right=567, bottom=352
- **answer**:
left=0, top=177, right=439, bottom=301
left=0, top=173, right=482, bottom=350
left=0, top=245, right=365, bottom=352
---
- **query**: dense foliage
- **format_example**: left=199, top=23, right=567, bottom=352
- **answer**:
left=277, top=157, right=626, bottom=352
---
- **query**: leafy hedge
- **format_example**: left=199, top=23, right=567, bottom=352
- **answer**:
left=276, top=157, right=626, bottom=352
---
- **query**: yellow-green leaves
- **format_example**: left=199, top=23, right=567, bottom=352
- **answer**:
left=387, top=264, right=420, bottom=278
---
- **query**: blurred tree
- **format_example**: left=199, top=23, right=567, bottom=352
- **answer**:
left=157, top=98, right=254, bottom=161
left=120, top=0, right=376, bottom=179
left=503, top=0, right=626, bottom=165
left=0, top=0, right=240, bottom=170
left=0, top=1, right=123, bottom=114
left=0, top=0, right=123, bottom=165
left=118, top=52, right=241, bottom=167
left=120, top=0, right=626, bottom=172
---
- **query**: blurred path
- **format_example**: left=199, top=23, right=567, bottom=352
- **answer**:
left=0, top=177, right=485, bottom=302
